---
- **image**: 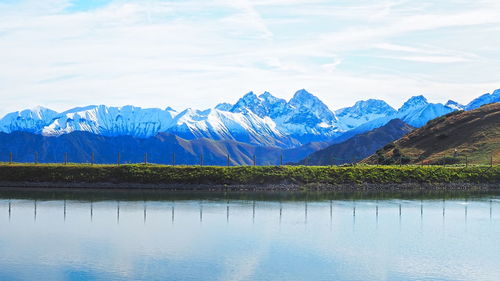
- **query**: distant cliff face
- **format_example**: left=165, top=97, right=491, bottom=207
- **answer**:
left=300, top=119, right=415, bottom=165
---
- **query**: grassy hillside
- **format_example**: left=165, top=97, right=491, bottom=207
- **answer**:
left=363, top=103, right=500, bottom=165
left=300, top=119, right=414, bottom=165
left=0, top=163, right=498, bottom=185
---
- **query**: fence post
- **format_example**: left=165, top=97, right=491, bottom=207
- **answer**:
left=200, top=154, right=203, bottom=166
left=280, top=154, right=283, bottom=166
left=227, top=154, right=230, bottom=167
left=172, top=152, right=176, bottom=166
left=91, top=152, right=95, bottom=165
left=491, top=154, right=493, bottom=167
left=117, top=152, right=121, bottom=165
left=64, top=152, right=68, bottom=165
left=465, top=155, right=468, bottom=168
left=34, top=152, right=38, bottom=164
left=9, top=152, right=12, bottom=164
left=144, top=153, right=148, bottom=165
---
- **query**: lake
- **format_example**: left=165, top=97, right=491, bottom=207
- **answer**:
left=0, top=189, right=499, bottom=281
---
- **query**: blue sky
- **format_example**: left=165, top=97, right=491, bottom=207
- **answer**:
left=65, top=0, right=113, bottom=12
left=0, top=0, right=499, bottom=115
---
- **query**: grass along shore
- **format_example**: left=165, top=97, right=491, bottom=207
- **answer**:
left=0, top=163, right=498, bottom=189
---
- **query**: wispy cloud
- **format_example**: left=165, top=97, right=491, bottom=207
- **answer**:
left=0, top=0, right=499, bottom=116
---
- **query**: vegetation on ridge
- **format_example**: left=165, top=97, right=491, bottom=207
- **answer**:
left=0, top=163, right=498, bottom=185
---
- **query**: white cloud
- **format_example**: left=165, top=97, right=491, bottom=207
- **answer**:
left=0, top=0, right=499, bottom=117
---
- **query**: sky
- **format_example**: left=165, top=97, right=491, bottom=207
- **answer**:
left=0, top=0, right=500, bottom=116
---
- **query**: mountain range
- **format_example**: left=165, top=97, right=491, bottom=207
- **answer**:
left=0, top=88, right=498, bottom=164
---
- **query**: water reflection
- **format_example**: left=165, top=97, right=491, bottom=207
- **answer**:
left=491, top=199, right=493, bottom=220
left=252, top=200, right=255, bottom=224
left=199, top=202, right=202, bottom=223
left=1, top=188, right=498, bottom=202
left=0, top=189, right=499, bottom=281
left=279, top=201, right=283, bottom=224
left=304, top=200, right=308, bottom=224
left=171, top=204, right=175, bottom=224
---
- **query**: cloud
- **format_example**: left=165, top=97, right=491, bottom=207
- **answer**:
left=0, top=0, right=499, bottom=116
left=376, top=55, right=470, bottom=63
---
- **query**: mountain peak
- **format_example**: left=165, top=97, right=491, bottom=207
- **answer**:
left=31, top=105, right=51, bottom=112
left=291, top=89, right=314, bottom=100
left=465, top=88, right=500, bottom=110
left=259, top=91, right=273, bottom=98
left=335, top=99, right=396, bottom=131
left=230, top=91, right=268, bottom=117
left=214, top=103, right=232, bottom=111
left=353, top=99, right=395, bottom=112
left=289, top=89, right=323, bottom=108
left=258, top=91, right=286, bottom=106
left=407, top=95, right=428, bottom=104
left=444, top=100, right=464, bottom=110
left=242, top=91, right=259, bottom=100
left=399, top=95, right=428, bottom=112
left=285, top=89, right=338, bottom=131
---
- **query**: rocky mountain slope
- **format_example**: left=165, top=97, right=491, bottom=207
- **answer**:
left=299, top=119, right=414, bottom=165
left=363, top=102, right=500, bottom=165
left=0, top=130, right=331, bottom=165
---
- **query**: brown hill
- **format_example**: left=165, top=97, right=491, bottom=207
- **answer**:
left=362, top=102, right=500, bottom=165
left=299, top=119, right=414, bottom=165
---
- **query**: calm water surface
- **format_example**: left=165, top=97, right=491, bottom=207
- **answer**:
left=0, top=189, right=499, bottom=281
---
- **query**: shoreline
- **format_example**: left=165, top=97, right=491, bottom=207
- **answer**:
left=0, top=181, right=497, bottom=191
left=0, top=164, right=498, bottom=192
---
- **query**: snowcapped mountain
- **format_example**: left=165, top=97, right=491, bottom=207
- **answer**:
left=287, top=89, right=337, bottom=123
left=230, top=91, right=288, bottom=119
left=165, top=108, right=297, bottom=148
left=214, top=103, right=233, bottom=111
left=395, top=95, right=455, bottom=127
left=0, top=88, right=498, bottom=150
left=330, top=95, right=456, bottom=143
left=335, top=99, right=396, bottom=130
left=465, top=89, right=500, bottom=110
left=41, top=105, right=178, bottom=138
left=229, top=89, right=340, bottom=143
left=0, top=106, right=58, bottom=134
left=275, top=90, right=340, bottom=143
left=34, top=104, right=295, bottom=147
left=444, top=100, right=464, bottom=111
